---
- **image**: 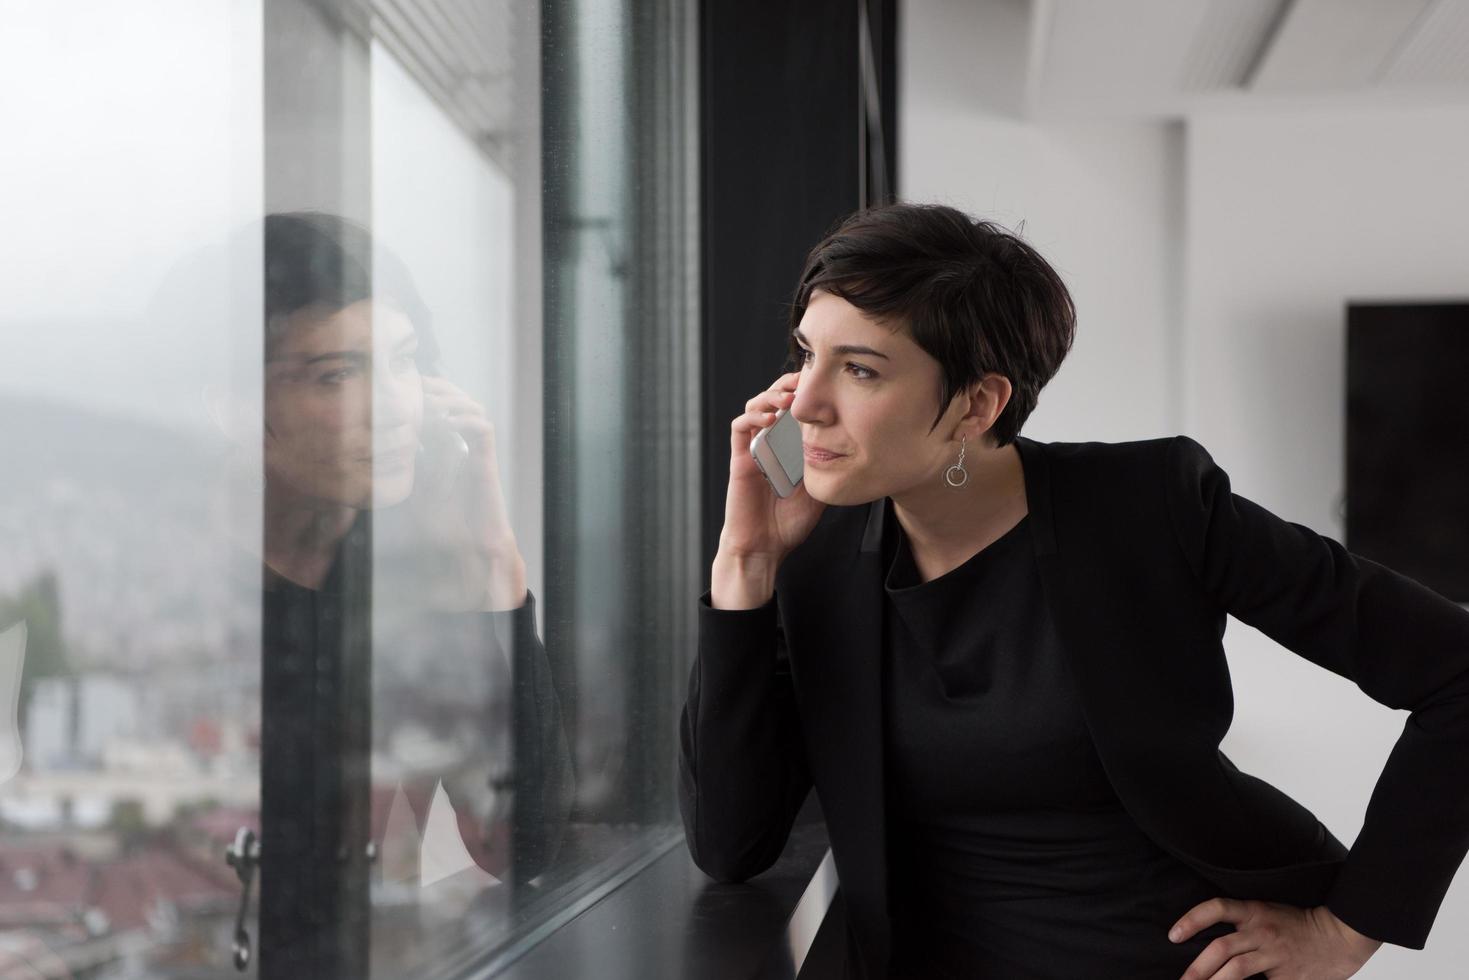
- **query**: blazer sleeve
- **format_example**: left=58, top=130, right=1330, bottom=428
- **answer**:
left=1163, top=434, right=1469, bottom=949
left=495, top=591, right=575, bottom=885
left=424, top=591, right=574, bottom=885
left=678, top=590, right=813, bottom=882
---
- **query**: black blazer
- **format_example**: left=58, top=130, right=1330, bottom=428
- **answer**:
left=679, top=434, right=1469, bottom=979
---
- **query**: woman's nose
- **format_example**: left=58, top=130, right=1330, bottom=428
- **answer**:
left=789, top=371, right=830, bottom=425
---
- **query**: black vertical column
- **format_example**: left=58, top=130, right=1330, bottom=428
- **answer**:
left=699, top=0, right=899, bottom=576
left=260, top=1, right=373, bottom=976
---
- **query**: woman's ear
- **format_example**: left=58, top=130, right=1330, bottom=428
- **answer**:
left=957, top=373, right=1012, bottom=443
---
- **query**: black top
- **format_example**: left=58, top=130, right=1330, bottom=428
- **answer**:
left=880, top=497, right=1240, bottom=979
left=260, top=515, right=374, bottom=979
left=257, top=514, right=571, bottom=979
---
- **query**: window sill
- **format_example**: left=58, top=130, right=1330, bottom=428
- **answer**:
left=492, top=818, right=838, bottom=980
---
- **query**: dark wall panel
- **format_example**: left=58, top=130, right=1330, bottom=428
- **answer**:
left=700, top=0, right=866, bottom=575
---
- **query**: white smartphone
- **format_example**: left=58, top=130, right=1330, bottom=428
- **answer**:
left=750, top=407, right=804, bottom=497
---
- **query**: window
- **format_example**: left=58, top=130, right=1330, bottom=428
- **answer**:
left=0, top=0, right=697, bottom=975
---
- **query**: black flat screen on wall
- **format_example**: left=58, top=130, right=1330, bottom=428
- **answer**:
left=1346, top=302, right=1469, bottom=603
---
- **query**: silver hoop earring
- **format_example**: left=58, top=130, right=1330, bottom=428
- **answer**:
left=944, top=436, right=969, bottom=488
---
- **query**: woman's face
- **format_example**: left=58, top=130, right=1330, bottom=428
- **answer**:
left=789, top=290, right=985, bottom=506
left=263, top=298, right=424, bottom=508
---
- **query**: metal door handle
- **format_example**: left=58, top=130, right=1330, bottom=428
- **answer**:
left=224, top=827, right=261, bottom=971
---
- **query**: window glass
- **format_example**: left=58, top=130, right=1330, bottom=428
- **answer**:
left=0, top=0, right=697, bottom=977
left=0, top=2, right=265, bottom=975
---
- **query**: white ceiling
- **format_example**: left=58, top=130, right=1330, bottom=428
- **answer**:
left=369, top=0, right=520, bottom=171
left=923, top=0, right=1469, bottom=120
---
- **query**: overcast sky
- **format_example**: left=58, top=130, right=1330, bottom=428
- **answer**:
left=0, top=2, right=514, bottom=440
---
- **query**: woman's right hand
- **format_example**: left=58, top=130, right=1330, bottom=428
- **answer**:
left=717, top=372, right=827, bottom=573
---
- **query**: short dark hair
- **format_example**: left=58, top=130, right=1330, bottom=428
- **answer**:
left=787, top=203, right=1075, bottom=447
left=264, top=212, right=440, bottom=369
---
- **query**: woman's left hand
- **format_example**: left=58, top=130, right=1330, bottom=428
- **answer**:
left=1170, top=898, right=1382, bottom=979
left=414, top=375, right=526, bottom=610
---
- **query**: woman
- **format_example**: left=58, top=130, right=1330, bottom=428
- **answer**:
left=679, top=203, right=1469, bottom=979
left=250, top=212, right=571, bottom=977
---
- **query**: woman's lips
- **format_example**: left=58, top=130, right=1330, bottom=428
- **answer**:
left=803, top=445, right=845, bottom=463
left=366, top=446, right=416, bottom=469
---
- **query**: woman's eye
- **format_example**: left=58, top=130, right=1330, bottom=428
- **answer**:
left=796, top=347, right=876, bottom=380
left=317, top=367, right=357, bottom=384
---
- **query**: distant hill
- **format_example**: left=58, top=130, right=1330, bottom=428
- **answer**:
left=0, top=392, right=216, bottom=498
left=0, top=392, right=257, bottom=669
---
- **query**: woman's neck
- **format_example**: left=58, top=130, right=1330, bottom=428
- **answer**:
left=262, top=485, right=359, bottom=589
left=889, top=440, right=1028, bottom=578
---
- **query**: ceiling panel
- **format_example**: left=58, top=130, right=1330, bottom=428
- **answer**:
left=1178, top=0, right=1291, bottom=92
left=1037, top=0, right=1212, bottom=110
left=371, top=0, right=519, bottom=173
left=914, top=0, right=1469, bottom=120
left=1249, top=0, right=1437, bottom=91
left=1380, top=0, right=1469, bottom=86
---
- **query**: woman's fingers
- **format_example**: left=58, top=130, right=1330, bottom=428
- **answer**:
left=742, top=372, right=800, bottom=408
left=744, top=387, right=795, bottom=414
left=1172, top=899, right=1375, bottom=980
left=732, top=373, right=800, bottom=453
left=1171, top=897, right=1250, bottom=942
left=421, top=375, right=467, bottom=393
left=426, top=391, right=486, bottom=419
left=1198, top=950, right=1271, bottom=980
left=730, top=410, right=774, bottom=454
left=1177, top=930, right=1259, bottom=980
left=421, top=377, right=492, bottom=424
left=445, top=414, right=495, bottom=445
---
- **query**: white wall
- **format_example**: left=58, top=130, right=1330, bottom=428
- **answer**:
left=1183, top=102, right=1469, bottom=978
left=901, top=106, right=1184, bottom=443
left=903, top=13, right=1469, bottom=978
left=1184, top=103, right=1469, bottom=531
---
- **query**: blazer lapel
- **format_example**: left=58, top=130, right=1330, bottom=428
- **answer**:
left=1016, top=437, right=1163, bottom=813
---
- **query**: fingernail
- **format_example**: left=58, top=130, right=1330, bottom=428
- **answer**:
left=1168, top=927, right=1180, bottom=942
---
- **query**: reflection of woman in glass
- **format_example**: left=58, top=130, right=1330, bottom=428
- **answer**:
left=684, top=203, right=1469, bottom=980
left=253, top=212, right=570, bottom=978
left=260, top=212, right=524, bottom=608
